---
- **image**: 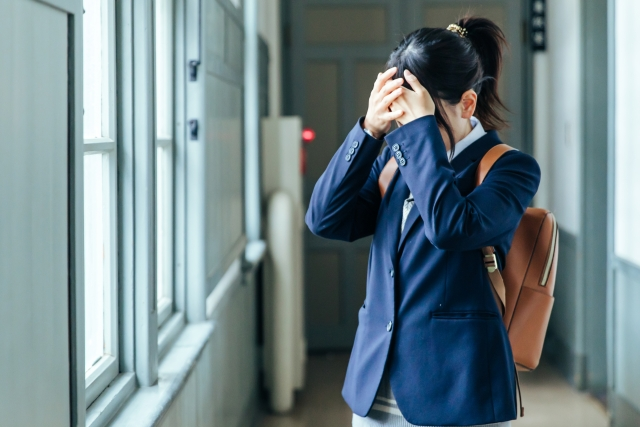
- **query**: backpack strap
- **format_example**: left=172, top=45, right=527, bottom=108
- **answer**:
left=378, top=157, right=398, bottom=198
left=475, top=144, right=516, bottom=186
left=478, top=144, right=527, bottom=419
left=476, top=144, right=516, bottom=316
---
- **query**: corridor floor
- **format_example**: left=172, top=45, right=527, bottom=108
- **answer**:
left=258, top=353, right=610, bottom=427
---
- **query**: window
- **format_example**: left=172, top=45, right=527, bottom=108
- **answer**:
left=83, top=0, right=119, bottom=406
left=614, top=0, right=640, bottom=266
left=156, top=0, right=175, bottom=327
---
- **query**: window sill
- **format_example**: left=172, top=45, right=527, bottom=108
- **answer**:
left=86, top=373, right=136, bottom=427
left=85, top=354, right=119, bottom=407
left=158, top=311, right=186, bottom=360
left=204, top=240, right=264, bottom=320
left=242, top=239, right=266, bottom=275
left=99, top=322, right=214, bottom=427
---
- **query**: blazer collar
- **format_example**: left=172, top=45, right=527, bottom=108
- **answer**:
left=396, top=130, right=503, bottom=252
left=449, top=130, right=503, bottom=174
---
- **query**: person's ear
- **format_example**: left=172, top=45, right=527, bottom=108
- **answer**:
left=460, top=89, right=477, bottom=119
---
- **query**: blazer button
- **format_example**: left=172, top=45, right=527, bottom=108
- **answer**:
left=394, top=151, right=403, bottom=159
left=349, top=147, right=355, bottom=155
left=345, top=154, right=352, bottom=161
left=392, top=143, right=400, bottom=152
left=352, top=140, right=359, bottom=148
left=387, top=321, right=393, bottom=332
left=390, top=269, right=394, bottom=278
left=399, top=157, right=406, bottom=166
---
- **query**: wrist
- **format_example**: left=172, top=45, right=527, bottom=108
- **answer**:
left=362, top=118, right=385, bottom=139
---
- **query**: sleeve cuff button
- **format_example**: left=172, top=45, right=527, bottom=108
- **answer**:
left=399, top=158, right=406, bottom=166
left=392, top=144, right=400, bottom=152
left=345, top=154, right=352, bottom=161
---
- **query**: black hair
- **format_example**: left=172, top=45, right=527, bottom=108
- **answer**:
left=386, top=16, right=508, bottom=159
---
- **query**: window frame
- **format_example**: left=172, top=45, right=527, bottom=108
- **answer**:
left=155, top=0, right=176, bottom=329
left=158, top=0, right=190, bottom=358
left=82, top=0, right=120, bottom=408
left=156, top=138, right=174, bottom=328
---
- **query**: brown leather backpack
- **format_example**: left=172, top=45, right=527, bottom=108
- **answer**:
left=378, top=144, right=559, bottom=372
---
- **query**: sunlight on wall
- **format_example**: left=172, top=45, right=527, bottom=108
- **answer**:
left=614, top=0, right=640, bottom=266
left=533, top=0, right=581, bottom=235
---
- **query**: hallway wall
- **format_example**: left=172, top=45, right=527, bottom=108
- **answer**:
left=533, top=0, right=592, bottom=389
left=258, top=0, right=282, bottom=118
left=610, top=0, right=640, bottom=424
left=0, top=0, right=265, bottom=425
left=534, top=0, right=612, bottom=410
left=111, top=271, right=260, bottom=427
left=0, top=0, right=81, bottom=425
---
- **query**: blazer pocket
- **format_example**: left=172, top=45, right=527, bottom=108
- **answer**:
left=431, top=310, right=498, bottom=320
left=396, top=314, right=495, bottom=423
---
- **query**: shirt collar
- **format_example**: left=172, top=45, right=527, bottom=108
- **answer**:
left=447, top=116, right=486, bottom=161
left=407, top=117, right=487, bottom=200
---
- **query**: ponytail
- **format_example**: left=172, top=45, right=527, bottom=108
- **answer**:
left=457, top=16, right=509, bottom=131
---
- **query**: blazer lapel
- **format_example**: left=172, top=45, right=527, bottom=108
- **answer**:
left=396, top=131, right=504, bottom=252
left=397, top=204, right=419, bottom=251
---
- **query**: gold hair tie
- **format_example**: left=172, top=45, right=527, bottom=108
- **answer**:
left=447, top=23, right=468, bottom=38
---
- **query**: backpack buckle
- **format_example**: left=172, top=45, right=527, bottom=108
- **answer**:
left=484, top=253, right=498, bottom=273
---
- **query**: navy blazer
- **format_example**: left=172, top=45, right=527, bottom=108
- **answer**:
left=305, top=115, right=541, bottom=426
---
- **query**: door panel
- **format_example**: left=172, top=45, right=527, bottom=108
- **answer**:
left=355, top=61, right=387, bottom=119
left=291, top=0, right=527, bottom=350
left=423, top=4, right=505, bottom=27
left=294, top=0, right=401, bottom=350
left=304, top=62, right=340, bottom=188
left=305, top=6, right=388, bottom=44
left=307, top=251, right=342, bottom=327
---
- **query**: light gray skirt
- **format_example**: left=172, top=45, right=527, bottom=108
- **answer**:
left=352, top=366, right=513, bottom=427
left=352, top=413, right=512, bottom=427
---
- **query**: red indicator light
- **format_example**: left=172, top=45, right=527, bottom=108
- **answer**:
left=302, top=128, right=316, bottom=143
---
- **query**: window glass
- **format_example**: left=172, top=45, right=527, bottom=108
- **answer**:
left=84, top=153, right=105, bottom=370
left=83, top=0, right=103, bottom=139
left=156, top=0, right=173, bottom=140
left=155, top=0, right=174, bottom=325
left=83, top=0, right=118, bottom=387
left=156, top=146, right=172, bottom=306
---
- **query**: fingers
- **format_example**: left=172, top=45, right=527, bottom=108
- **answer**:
left=389, top=91, right=409, bottom=110
left=373, top=67, right=398, bottom=92
left=375, top=80, right=404, bottom=111
left=381, top=109, right=404, bottom=121
left=403, top=69, right=426, bottom=93
left=381, top=86, right=404, bottom=107
left=379, top=77, right=404, bottom=97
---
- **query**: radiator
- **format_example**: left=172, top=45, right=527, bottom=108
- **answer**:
left=262, top=117, right=307, bottom=413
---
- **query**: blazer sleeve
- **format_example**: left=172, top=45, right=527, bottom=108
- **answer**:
left=305, top=118, right=389, bottom=242
left=384, top=115, right=541, bottom=251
